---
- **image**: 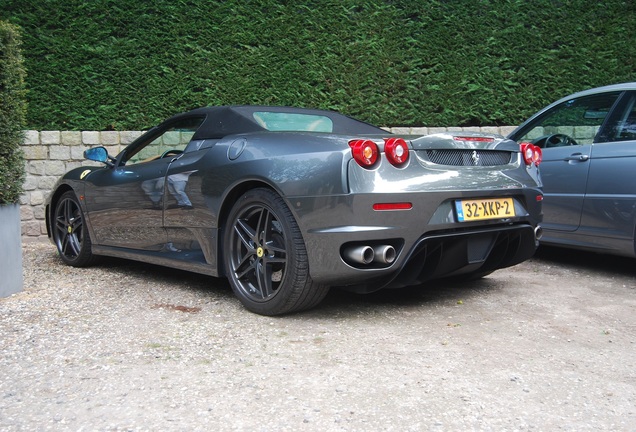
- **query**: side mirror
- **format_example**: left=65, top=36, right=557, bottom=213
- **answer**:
left=84, top=146, right=109, bottom=163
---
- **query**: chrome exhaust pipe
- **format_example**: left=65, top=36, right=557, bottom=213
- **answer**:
left=534, top=225, right=543, bottom=240
left=344, top=245, right=375, bottom=265
left=373, top=245, right=396, bottom=264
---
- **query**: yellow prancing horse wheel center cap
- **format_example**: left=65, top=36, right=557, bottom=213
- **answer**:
left=67, top=226, right=73, bottom=234
left=256, top=247, right=264, bottom=258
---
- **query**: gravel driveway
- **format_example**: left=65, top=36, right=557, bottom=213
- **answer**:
left=1, top=241, right=635, bottom=431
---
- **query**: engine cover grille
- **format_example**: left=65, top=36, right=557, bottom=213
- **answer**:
left=423, top=149, right=513, bottom=166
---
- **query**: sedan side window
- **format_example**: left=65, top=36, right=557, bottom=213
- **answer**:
left=604, top=93, right=636, bottom=142
left=125, top=117, right=205, bottom=165
left=516, top=92, right=621, bottom=148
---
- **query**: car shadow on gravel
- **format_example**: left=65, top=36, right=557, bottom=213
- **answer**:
left=90, top=254, right=491, bottom=316
left=38, top=243, right=634, bottom=317
left=316, top=278, right=497, bottom=316
left=533, top=245, right=636, bottom=277
left=316, top=246, right=636, bottom=316
left=87, top=253, right=500, bottom=316
left=91, top=255, right=235, bottom=297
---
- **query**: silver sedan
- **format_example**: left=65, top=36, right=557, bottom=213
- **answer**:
left=508, top=82, right=636, bottom=257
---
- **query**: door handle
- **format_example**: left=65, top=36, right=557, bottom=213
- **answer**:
left=564, top=153, right=590, bottom=162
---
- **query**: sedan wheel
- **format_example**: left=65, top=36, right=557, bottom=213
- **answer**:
left=224, top=188, right=329, bottom=315
left=53, top=191, right=96, bottom=267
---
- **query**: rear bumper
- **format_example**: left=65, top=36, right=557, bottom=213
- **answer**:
left=307, top=222, right=537, bottom=291
left=294, top=188, right=541, bottom=288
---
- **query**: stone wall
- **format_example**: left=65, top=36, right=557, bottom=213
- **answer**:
left=20, top=125, right=517, bottom=241
left=20, top=130, right=142, bottom=241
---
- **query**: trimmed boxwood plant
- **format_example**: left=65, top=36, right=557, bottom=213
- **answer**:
left=0, top=20, right=26, bottom=205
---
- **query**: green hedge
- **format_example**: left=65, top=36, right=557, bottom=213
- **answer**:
left=1, top=0, right=635, bottom=130
left=0, top=20, right=26, bottom=205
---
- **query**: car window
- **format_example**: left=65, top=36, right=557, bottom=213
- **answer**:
left=604, top=93, right=636, bottom=142
left=252, top=112, right=334, bottom=132
left=124, top=117, right=205, bottom=164
left=515, top=92, right=621, bottom=148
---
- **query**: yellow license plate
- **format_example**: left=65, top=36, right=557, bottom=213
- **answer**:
left=455, top=198, right=515, bottom=222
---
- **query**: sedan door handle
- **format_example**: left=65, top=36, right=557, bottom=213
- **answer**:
left=564, top=153, right=590, bottom=162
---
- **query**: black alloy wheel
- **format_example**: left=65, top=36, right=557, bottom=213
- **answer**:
left=224, top=188, right=329, bottom=315
left=53, top=191, right=96, bottom=267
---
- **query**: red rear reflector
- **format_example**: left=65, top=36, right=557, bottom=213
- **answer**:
left=536, top=195, right=544, bottom=202
left=373, top=202, right=413, bottom=211
left=453, top=136, right=495, bottom=142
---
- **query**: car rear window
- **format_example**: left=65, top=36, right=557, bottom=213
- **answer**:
left=252, top=112, right=334, bottom=132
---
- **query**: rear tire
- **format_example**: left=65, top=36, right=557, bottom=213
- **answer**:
left=52, top=191, right=97, bottom=267
left=224, top=188, right=329, bottom=315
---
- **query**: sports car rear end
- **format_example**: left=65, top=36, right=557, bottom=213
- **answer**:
left=292, top=132, right=543, bottom=293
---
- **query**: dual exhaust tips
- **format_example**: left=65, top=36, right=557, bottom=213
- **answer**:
left=344, top=226, right=542, bottom=267
left=344, top=244, right=397, bottom=266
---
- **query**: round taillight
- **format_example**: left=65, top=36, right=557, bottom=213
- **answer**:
left=384, top=137, right=410, bottom=166
left=349, top=139, right=379, bottom=167
left=520, top=142, right=542, bottom=167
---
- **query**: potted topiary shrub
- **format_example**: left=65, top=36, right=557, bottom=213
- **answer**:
left=0, top=21, right=27, bottom=297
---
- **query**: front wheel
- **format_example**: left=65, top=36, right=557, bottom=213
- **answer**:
left=224, top=188, right=329, bottom=315
left=52, top=190, right=97, bottom=267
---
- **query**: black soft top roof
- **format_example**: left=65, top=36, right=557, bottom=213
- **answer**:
left=168, top=106, right=387, bottom=139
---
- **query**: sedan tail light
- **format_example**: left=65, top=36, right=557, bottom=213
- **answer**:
left=520, top=142, right=542, bottom=166
left=383, top=137, right=409, bottom=166
left=349, top=139, right=379, bottom=167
